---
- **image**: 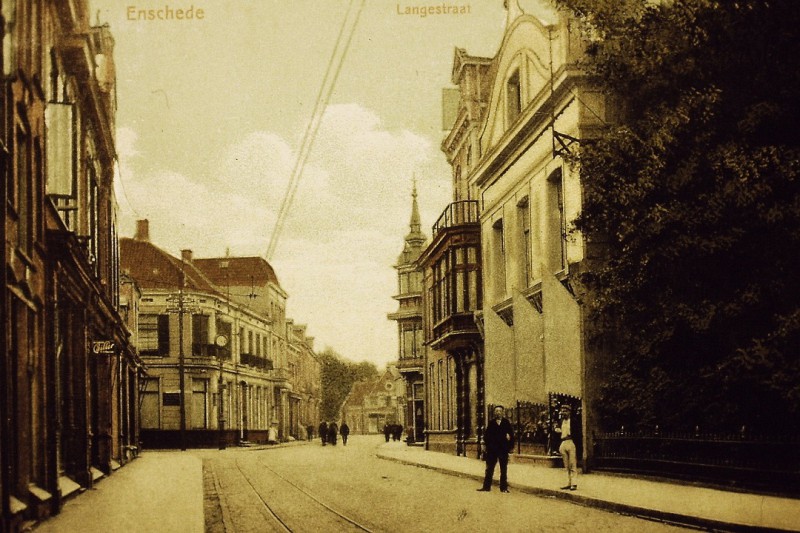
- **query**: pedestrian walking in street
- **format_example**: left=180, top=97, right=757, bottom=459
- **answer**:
left=383, top=424, right=391, bottom=442
left=319, top=421, right=328, bottom=446
left=328, top=421, right=338, bottom=445
left=306, top=424, right=314, bottom=441
left=340, top=422, right=350, bottom=445
left=477, top=405, right=514, bottom=493
left=555, top=403, right=578, bottom=490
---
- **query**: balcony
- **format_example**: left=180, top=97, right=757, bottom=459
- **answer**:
left=239, top=353, right=273, bottom=370
left=431, top=312, right=480, bottom=351
left=432, top=200, right=479, bottom=238
left=396, top=356, right=424, bottom=373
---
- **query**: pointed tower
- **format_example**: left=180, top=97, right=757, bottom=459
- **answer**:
left=398, top=178, right=427, bottom=265
left=388, top=179, right=428, bottom=442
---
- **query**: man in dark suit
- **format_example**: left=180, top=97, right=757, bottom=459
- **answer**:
left=318, top=421, right=328, bottom=446
left=477, top=405, right=515, bottom=493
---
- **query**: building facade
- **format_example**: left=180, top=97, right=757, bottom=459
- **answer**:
left=2, top=1, right=138, bottom=529
left=468, top=4, right=605, bottom=460
left=419, top=49, right=491, bottom=457
left=286, top=321, right=321, bottom=440
left=120, top=220, right=306, bottom=447
left=420, top=2, right=606, bottom=461
left=388, top=183, right=427, bottom=442
left=342, top=366, right=406, bottom=435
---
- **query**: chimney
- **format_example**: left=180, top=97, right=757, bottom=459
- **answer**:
left=134, top=219, right=150, bottom=241
left=181, top=249, right=193, bottom=263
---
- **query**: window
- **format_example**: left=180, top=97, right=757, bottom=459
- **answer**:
left=140, top=314, right=169, bottom=356
left=140, top=379, right=160, bottom=429
left=518, top=196, right=531, bottom=287
left=87, top=159, right=99, bottom=269
left=454, top=165, right=462, bottom=200
left=16, top=128, right=31, bottom=252
left=547, top=169, right=567, bottom=271
left=493, top=218, right=506, bottom=296
left=401, top=323, right=421, bottom=359
left=191, top=379, right=208, bottom=429
left=507, top=69, right=522, bottom=125
left=192, top=314, right=210, bottom=356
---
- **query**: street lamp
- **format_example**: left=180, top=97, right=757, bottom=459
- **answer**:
left=215, top=334, right=229, bottom=450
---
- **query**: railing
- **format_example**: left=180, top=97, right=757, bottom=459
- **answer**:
left=432, top=312, right=479, bottom=343
left=432, top=200, right=479, bottom=237
left=593, top=430, right=800, bottom=492
left=486, top=396, right=581, bottom=455
left=239, top=353, right=274, bottom=370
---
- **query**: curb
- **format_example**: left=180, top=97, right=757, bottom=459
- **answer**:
left=375, top=451, right=796, bottom=533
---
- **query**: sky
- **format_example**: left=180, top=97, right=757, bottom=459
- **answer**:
left=91, top=0, right=531, bottom=368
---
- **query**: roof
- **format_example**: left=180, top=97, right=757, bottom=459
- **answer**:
left=193, top=256, right=280, bottom=288
left=345, top=380, right=376, bottom=407
left=119, top=238, right=220, bottom=295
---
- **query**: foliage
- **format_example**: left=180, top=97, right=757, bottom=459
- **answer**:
left=318, top=348, right=379, bottom=421
left=558, top=0, right=800, bottom=432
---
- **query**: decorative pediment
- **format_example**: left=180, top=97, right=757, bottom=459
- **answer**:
left=491, top=297, right=514, bottom=326
left=522, top=281, right=543, bottom=313
left=480, top=15, right=560, bottom=154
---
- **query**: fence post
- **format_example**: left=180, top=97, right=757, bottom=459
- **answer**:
left=516, top=401, right=521, bottom=455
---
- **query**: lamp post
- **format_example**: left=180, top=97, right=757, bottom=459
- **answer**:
left=215, top=334, right=229, bottom=450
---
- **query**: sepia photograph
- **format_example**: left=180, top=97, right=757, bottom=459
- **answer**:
left=1, top=0, right=799, bottom=531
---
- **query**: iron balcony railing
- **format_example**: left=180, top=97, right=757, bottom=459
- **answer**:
left=432, top=200, right=479, bottom=237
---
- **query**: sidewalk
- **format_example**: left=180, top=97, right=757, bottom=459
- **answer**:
left=32, top=451, right=204, bottom=533
left=376, top=441, right=800, bottom=532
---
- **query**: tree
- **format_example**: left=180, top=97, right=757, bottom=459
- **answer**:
left=318, top=348, right=379, bottom=420
left=558, top=0, right=800, bottom=432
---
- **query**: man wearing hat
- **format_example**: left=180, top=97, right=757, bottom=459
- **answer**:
left=554, top=403, right=577, bottom=490
left=477, top=405, right=515, bottom=493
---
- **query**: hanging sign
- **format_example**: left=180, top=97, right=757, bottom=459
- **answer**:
left=92, top=340, right=115, bottom=354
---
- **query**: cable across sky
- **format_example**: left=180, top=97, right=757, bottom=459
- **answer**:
left=265, top=0, right=366, bottom=261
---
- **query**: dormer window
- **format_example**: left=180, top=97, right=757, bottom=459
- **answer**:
left=506, top=69, right=522, bottom=125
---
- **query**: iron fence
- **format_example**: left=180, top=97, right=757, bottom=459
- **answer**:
left=593, top=429, right=800, bottom=493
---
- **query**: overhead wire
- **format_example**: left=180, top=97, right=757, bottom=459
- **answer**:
left=265, top=0, right=365, bottom=261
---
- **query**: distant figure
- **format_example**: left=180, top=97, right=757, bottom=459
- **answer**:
left=319, top=421, right=328, bottom=446
left=340, top=422, right=350, bottom=445
left=392, top=424, right=402, bottom=442
left=405, top=426, right=414, bottom=445
left=383, top=424, right=391, bottom=442
left=328, top=422, right=338, bottom=445
left=555, top=403, right=578, bottom=491
left=477, top=406, right=514, bottom=493
left=267, top=423, right=278, bottom=445
left=306, top=424, right=314, bottom=441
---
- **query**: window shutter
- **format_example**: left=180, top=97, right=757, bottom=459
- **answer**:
left=45, top=103, right=75, bottom=197
left=158, top=314, right=170, bottom=355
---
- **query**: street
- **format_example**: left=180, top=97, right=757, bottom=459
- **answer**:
left=200, top=436, right=689, bottom=533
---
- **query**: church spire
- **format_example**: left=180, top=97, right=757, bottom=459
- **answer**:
left=409, top=175, right=421, bottom=235
left=396, top=175, right=427, bottom=267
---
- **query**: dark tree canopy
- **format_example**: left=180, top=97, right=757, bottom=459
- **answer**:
left=318, top=348, right=379, bottom=421
left=558, top=0, right=800, bottom=432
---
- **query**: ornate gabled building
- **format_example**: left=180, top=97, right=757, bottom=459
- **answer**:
left=341, top=366, right=406, bottom=435
left=420, top=1, right=605, bottom=462
left=2, top=2, right=139, bottom=529
left=120, top=220, right=296, bottom=447
left=388, top=182, right=427, bottom=442
left=466, top=2, right=605, bottom=461
left=419, top=48, right=491, bottom=456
